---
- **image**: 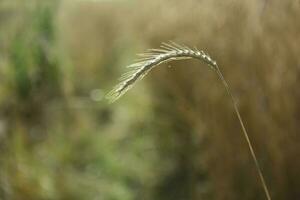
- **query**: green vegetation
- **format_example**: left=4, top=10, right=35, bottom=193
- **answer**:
left=0, top=0, right=299, bottom=200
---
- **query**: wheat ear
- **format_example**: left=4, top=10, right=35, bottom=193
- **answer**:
left=106, top=42, right=271, bottom=200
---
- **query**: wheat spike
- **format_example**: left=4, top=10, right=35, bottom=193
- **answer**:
left=106, top=42, right=217, bottom=102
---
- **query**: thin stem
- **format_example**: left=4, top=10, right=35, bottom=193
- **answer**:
left=214, top=65, right=271, bottom=200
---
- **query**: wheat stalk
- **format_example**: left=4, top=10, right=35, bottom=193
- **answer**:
left=106, top=42, right=272, bottom=200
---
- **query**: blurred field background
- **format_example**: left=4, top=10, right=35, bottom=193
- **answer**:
left=0, top=0, right=299, bottom=199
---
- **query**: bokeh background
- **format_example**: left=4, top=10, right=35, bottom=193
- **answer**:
left=0, top=0, right=299, bottom=199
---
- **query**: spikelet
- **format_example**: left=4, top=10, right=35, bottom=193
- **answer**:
left=106, top=42, right=217, bottom=102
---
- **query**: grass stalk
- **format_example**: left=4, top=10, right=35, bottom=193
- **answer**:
left=107, top=42, right=272, bottom=200
left=215, top=65, right=271, bottom=200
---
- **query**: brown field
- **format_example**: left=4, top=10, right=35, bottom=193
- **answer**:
left=0, top=0, right=299, bottom=199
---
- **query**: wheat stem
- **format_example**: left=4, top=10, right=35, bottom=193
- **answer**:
left=215, top=65, right=271, bottom=200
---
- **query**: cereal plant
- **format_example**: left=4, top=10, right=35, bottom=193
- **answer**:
left=107, top=42, right=272, bottom=200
